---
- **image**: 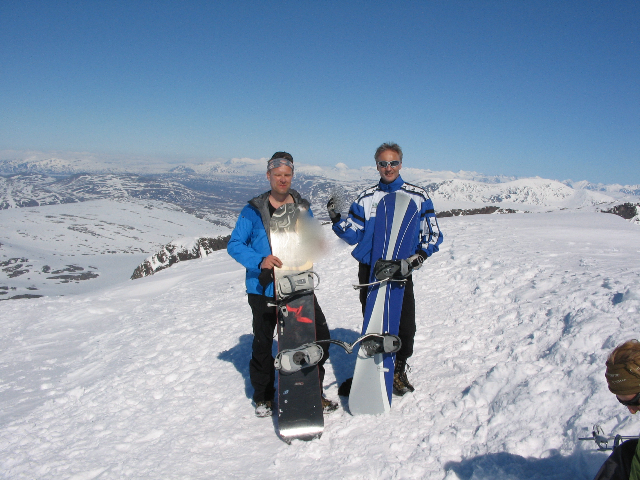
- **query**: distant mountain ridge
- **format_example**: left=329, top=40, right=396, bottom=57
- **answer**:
left=1, top=153, right=639, bottom=226
left=3, top=149, right=638, bottom=190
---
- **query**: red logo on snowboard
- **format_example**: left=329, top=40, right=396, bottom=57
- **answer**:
left=286, top=305, right=313, bottom=323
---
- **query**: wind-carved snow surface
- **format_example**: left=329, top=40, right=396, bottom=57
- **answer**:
left=1, top=211, right=639, bottom=479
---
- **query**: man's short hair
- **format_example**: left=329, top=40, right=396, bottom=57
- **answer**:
left=374, top=143, right=403, bottom=162
left=270, top=151, right=294, bottom=163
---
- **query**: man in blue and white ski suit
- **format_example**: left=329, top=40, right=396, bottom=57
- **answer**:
left=329, top=142, right=443, bottom=395
left=227, top=152, right=335, bottom=417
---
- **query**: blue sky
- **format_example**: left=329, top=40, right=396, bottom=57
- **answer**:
left=1, top=1, right=638, bottom=184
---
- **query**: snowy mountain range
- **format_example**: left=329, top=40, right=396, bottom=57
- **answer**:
left=1, top=152, right=639, bottom=301
left=2, top=152, right=639, bottom=224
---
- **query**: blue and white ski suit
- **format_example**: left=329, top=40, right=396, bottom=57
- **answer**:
left=331, top=175, right=443, bottom=364
left=331, top=175, right=443, bottom=265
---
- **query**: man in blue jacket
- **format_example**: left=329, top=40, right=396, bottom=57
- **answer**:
left=328, top=143, right=443, bottom=395
left=227, top=152, right=336, bottom=418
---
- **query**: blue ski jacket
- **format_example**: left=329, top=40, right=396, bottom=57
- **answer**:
left=227, top=189, right=312, bottom=297
left=332, top=175, right=443, bottom=265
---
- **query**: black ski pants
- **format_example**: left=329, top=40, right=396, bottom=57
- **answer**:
left=358, top=262, right=416, bottom=362
left=247, top=293, right=330, bottom=404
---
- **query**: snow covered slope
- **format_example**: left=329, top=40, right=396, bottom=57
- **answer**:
left=0, top=199, right=228, bottom=299
left=1, top=211, right=639, bottom=479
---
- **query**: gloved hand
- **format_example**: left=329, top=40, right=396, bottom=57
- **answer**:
left=326, top=198, right=341, bottom=224
left=258, top=268, right=273, bottom=287
left=399, top=253, right=426, bottom=277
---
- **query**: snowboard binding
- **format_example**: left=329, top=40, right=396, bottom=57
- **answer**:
left=374, top=259, right=411, bottom=281
left=360, top=334, right=402, bottom=357
left=274, top=343, right=324, bottom=375
left=269, top=270, right=319, bottom=317
left=352, top=257, right=423, bottom=289
left=352, top=259, right=409, bottom=289
left=276, top=270, right=319, bottom=301
left=314, top=333, right=402, bottom=356
left=276, top=334, right=401, bottom=373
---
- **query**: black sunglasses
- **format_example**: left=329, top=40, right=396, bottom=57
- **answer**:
left=618, top=392, right=640, bottom=406
left=377, top=160, right=401, bottom=168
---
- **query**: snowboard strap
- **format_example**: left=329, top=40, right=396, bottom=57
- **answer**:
left=373, top=259, right=413, bottom=281
left=352, top=259, right=414, bottom=289
left=360, top=334, right=402, bottom=357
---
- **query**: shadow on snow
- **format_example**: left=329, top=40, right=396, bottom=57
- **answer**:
left=444, top=450, right=608, bottom=480
left=216, top=328, right=363, bottom=401
left=325, top=327, right=361, bottom=385
left=217, top=334, right=254, bottom=400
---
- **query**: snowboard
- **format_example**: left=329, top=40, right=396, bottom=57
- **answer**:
left=270, top=203, right=324, bottom=442
left=349, top=192, right=419, bottom=415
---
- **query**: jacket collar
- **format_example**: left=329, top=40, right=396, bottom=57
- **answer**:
left=378, top=175, right=404, bottom=193
left=248, top=189, right=306, bottom=210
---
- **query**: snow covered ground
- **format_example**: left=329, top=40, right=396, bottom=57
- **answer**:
left=0, top=199, right=227, bottom=299
left=1, top=210, right=640, bottom=479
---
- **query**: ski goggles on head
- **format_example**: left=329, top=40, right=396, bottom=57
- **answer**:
left=377, top=160, right=401, bottom=168
left=617, top=392, right=640, bottom=406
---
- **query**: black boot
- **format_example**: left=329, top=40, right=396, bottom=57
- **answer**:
left=393, top=358, right=415, bottom=396
left=338, top=377, right=353, bottom=397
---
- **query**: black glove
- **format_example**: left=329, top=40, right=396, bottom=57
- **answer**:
left=326, top=198, right=341, bottom=224
left=258, top=268, right=273, bottom=287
